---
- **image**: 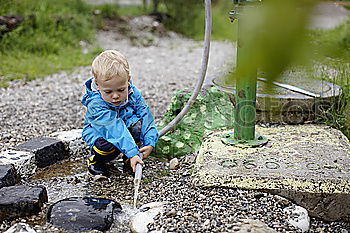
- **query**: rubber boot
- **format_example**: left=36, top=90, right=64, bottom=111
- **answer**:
left=87, top=155, right=109, bottom=177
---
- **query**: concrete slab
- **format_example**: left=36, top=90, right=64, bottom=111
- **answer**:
left=194, top=124, right=350, bottom=193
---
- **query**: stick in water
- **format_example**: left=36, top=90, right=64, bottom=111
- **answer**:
left=133, top=153, right=143, bottom=209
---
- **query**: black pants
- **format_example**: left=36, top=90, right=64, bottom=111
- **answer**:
left=91, top=120, right=142, bottom=163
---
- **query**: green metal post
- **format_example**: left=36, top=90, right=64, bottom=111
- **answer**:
left=220, top=0, right=267, bottom=147
left=234, top=18, right=257, bottom=141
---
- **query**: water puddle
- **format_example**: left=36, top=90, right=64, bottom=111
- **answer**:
left=31, top=159, right=85, bottom=180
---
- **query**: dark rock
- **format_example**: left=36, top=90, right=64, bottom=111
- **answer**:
left=47, top=197, right=122, bottom=232
left=0, top=185, right=48, bottom=221
left=15, top=137, right=68, bottom=168
left=0, top=15, right=24, bottom=34
left=0, top=164, right=20, bottom=188
left=269, top=190, right=350, bottom=222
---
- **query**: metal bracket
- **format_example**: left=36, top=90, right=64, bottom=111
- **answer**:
left=221, top=132, right=268, bottom=148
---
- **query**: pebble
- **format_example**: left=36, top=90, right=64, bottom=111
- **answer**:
left=166, top=209, right=177, bottom=217
left=169, top=158, right=179, bottom=170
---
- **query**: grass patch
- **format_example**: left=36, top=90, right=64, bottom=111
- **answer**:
left=0, top=0, right=111, bottom=87
left=315, top=63, right=350, bottom=139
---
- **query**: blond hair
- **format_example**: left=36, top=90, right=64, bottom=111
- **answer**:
left=92, top=50, right=130, bottom=81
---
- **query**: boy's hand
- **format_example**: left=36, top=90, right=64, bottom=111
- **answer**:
left=139, top=146, right=153, bottom=159
left=130, top=155, right=144, bottom=173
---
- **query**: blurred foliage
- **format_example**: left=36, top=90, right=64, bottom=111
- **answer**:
left=230, top=0, right=317, bottom=85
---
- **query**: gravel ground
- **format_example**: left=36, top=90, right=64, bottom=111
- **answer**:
left=1, top=16, right=350, bottom=233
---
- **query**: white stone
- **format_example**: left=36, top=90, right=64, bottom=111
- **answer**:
left=284, top=205, right=310, bottom=232
left=0, top=150, right=36, bottom=178
left=130, top=202, right=165, bottom=233
left=50, top=129, right=88, bottom=157
left=4, top=222, right=36, bottom=233
left=169, top=158, right=179, bottom=170
left=50, top=129, right=82, bottom=141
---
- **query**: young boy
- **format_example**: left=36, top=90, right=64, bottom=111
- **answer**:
left=81, top=50, right=158, bottom=177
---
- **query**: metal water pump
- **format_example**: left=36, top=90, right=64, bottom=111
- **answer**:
left=221, top=0, right=268, bottom=147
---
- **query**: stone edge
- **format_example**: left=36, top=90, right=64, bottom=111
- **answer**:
left=0, top=129, right=88, bottom=181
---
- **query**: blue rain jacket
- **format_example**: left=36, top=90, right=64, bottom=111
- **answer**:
left=81, top=78, right=158, bottom=158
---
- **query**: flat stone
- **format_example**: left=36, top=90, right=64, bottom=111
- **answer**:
left=0, top=150, right=36, bottom=178
left=47, top=197, right=121, bottom=232
left=194, top=124, right=350, bottom=221
left=0, top=164, right=20, bottom=188
left=0, top=185, right=48, bottom=221
left=50, top=129, right=89, bottom=157
left=15, top=137, right=68, bottom=168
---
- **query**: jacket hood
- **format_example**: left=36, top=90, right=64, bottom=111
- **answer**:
left=81, top=78, right=99, bottom=107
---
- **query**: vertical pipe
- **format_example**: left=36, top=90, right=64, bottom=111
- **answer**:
left=233, top=9, right=257, bottom=141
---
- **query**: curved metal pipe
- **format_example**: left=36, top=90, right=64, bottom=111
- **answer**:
left=158, top=0, right=212, bottom=137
